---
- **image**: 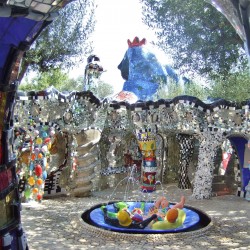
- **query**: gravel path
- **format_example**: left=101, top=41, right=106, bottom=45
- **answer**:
left=21, top=184, right=250, bottom=250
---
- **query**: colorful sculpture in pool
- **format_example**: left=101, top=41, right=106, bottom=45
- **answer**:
left=101, top=195, right=186, bottom=230
left=116, top=37, right=179, bottom=101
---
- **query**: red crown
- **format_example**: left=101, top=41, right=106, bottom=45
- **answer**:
left=127, top=37, right=146, bottom=48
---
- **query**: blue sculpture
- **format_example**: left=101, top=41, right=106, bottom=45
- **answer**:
left=117, top=37, right=179, bottom=101
left=246, top=180, right=250, bottom=201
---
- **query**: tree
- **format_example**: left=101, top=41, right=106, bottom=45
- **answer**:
left=157, top=79, right=183, bottom=99
left=156, top=70, right=250, bottom=103
left=140, top=0, right=247, bottom=78
left=19, top=70, right=114, bottom=99
left=157, top=78, right=206, bottom=100
left=19, top=69, right=84, bottom=92
left=207, top=70, right=250, bottom=102
left=19, top=0, right=96, bottom=81
left=90, top=80, right=114, bottom=99
left=185, top=81, right=207, bottom=101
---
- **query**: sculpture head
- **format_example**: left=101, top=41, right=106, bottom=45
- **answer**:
left=117, top=37, right=179, bottom=101
left=118, top=37, right=146, bottom=80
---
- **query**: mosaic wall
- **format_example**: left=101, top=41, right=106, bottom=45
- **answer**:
left=14, top=87, right=250, bottom=199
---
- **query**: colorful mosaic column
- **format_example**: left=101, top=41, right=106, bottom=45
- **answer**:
left=137, top=130, right=157, bottom=193
left=0, top=82, right=28, bottom=249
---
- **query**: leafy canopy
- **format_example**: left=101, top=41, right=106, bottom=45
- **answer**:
left=156, top=70, right=250, bottom=103
left=207, top=70, right=250, bottom=102
left=19, top=0, right=96, bottom=80
left=157, top=78, right=207, bottom=100
left=140, top=0, right=247, bottom=78
left=19, top=69, right=83, bottom=92
left=19, top=69, right=114, bottom=99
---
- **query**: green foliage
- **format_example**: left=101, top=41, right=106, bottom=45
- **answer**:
left=207, top=71, right=250, bottom=102
left=20, top=0, right=95, bottom=79
left=89, top=80, right=114, bottom=99
left=19, top=69, right=114, bottom=99
left=185, top=81, right=207, bottom=100
left=157, top=78, right=206, bottom=100
left=19, top=69, right=83, bottom=92
left=157, top=79, right=183, bottom=99
left=140, top=0, right=247, bottom=78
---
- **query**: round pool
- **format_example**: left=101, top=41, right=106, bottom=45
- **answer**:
left=81, top=201, right=211, bottom=234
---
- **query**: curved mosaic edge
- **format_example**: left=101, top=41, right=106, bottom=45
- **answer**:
left=17, top=87, right=101, bottom=107
left=17, top=88, right=250, bottom=110
left=74, top=203, right=213, bottom=242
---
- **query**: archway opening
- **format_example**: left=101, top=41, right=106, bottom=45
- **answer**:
left=212, top=139, right=238, bottom=196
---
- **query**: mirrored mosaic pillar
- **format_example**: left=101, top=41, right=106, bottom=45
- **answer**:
left=176, top=134, right=195, bottom=189
left=192, top=131, right=224, bottom=199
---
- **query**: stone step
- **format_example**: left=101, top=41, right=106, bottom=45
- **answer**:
left=75, top=172, right=95, bottom=186
left=212, top=182, right=229, bottom=192
left=211, top=190, right=232, bottom=196
left=212, top=180, right=237, bottom=196
left=213, top=175, right=226, bottom=183
left=74, top=129, right=101, bottom=145
left=73, top=183, right=93, bottom=197
left=77, top=160, right=100, bottom=172
left=77, top=155, right=97, bottom=167
left=77, top=149, right=99, bottom=160
left=75, top=166, right=94, bottom=179
left=76, top=143, right=97, bottom=155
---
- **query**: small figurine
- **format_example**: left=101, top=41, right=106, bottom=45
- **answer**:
left=102, top=207, right=157, bottom=229
left=149, top=196, right=186, bottom=219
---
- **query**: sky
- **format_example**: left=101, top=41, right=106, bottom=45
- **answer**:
left=70, top=0, right=160, bottom=93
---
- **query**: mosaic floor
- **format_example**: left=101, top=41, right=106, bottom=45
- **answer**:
left=21, top=184, right=250, bottom=250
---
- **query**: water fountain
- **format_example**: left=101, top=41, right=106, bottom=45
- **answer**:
left=82, top=131, right=211, bottom=234
left=81, top=37, right=212, bottom=235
